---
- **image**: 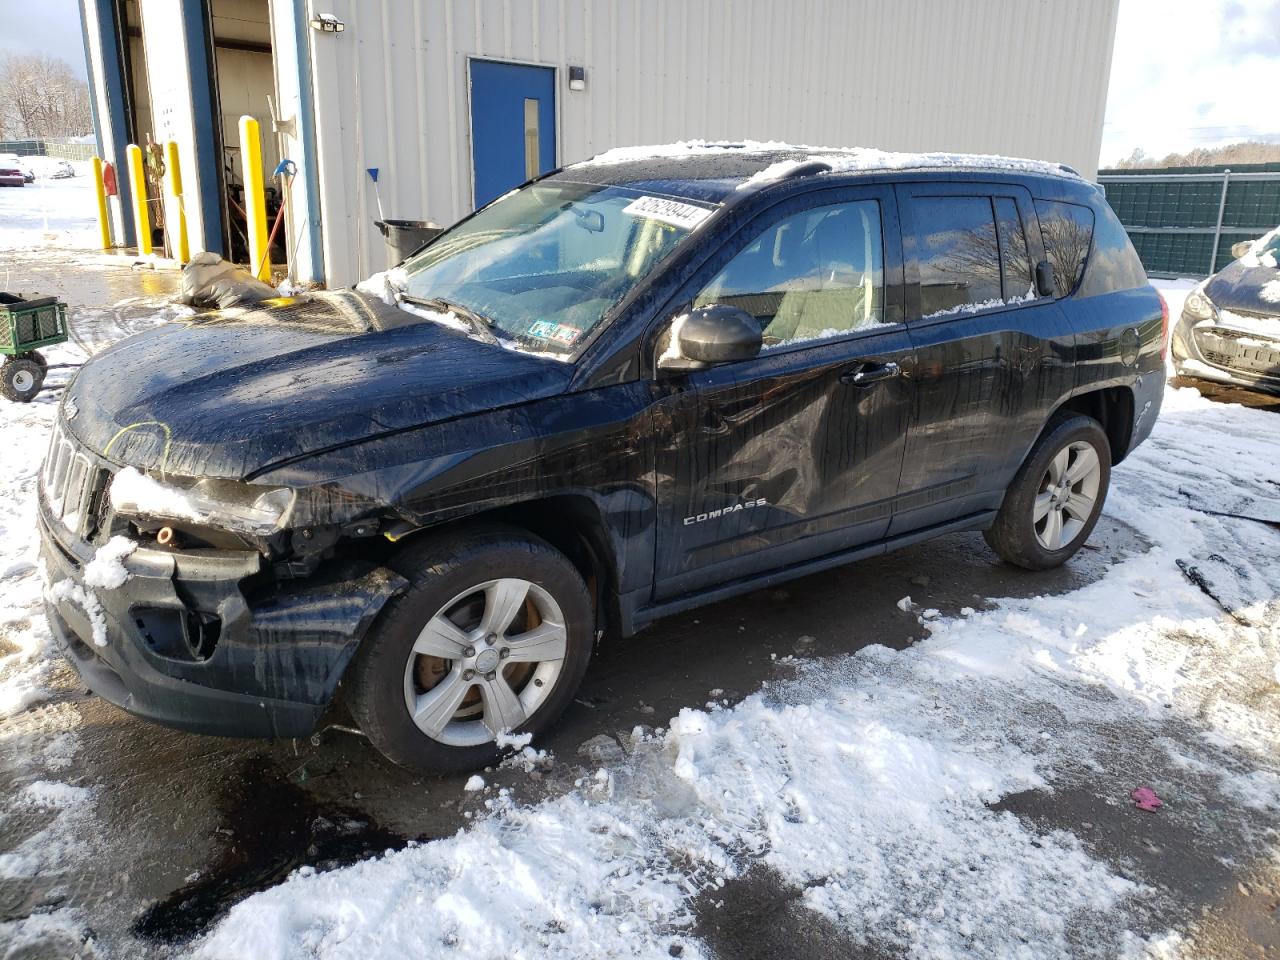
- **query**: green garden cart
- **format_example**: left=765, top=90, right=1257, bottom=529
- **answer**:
left=1, top=292, right=68, bottom=403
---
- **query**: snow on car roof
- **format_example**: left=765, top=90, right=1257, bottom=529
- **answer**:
left=575, top=139, right=1083, bottom=182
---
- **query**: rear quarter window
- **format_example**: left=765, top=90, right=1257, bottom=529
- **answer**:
left=1034, top=200, right=1094, bottom=298
left=1075, top=204, right=1148, bottom=297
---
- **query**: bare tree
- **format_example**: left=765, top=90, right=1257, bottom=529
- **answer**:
left=1110, top=140, right=1280, bottom=170
left=0, top=54, right=93, bottom=140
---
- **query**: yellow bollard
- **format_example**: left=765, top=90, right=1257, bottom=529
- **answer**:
left=163, top=141, right=189, bottom=264
left=91, top=156, right=111, bottom=250
left=239, top=115, right=270, bottom=281
left=125, top=144, right=152, bottom=256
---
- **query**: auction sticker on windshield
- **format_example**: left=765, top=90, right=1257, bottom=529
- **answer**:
left=622, top=195, right=712, bottom=230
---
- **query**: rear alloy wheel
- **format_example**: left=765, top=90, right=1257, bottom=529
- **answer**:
left=1, top=357, right=44, bottom=403
left=345, top=527, right=593, bottom=772
left=1032, top=440, right=1102, bottom=551
left=984, top=414, right=1111, bottom=570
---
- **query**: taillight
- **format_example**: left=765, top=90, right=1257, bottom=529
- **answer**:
left=1157, top=291, right=1170, bottom=359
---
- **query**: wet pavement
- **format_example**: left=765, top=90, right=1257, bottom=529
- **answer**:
left=0, top=249, right=185, bottom=356
left=2, top=255, right=1279, bottom=958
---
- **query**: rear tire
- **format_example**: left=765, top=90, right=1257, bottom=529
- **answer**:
left=1, top=357, right=44, bottom=403
left=983, top=414, right=1111, bottom=570
left=345, top=525, right=593, bottom=773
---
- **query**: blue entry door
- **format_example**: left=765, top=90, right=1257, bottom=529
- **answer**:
left=469, top=60, right=557, bottom=208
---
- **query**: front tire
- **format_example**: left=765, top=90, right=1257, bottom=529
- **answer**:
left=984, top=414, right=1111, bottom=570
left=345, top=526, right=593, bottom=772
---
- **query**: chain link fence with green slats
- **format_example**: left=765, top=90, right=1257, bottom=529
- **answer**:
left=1097, top=163, right=1280, bottom=279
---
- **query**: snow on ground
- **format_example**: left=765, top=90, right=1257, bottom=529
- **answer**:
left=1153, top=277, right=1196, bottom=322
left=188, top=384, right=1280, bottom=960
left=0, top=184, right=178, bottom=957
left=0, top=162, right=99, bottom=253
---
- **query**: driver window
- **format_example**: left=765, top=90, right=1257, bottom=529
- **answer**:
left=693, top=200, right=885, bottom=349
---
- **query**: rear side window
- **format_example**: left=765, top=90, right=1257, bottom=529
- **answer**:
left=912, top=197, right=1003, bottom=317
left=1035, top=200, right=1094, bottom=298
left=1076, top=205, right=1148, bottom=297
left=995, top=198, right=1035, bottom=301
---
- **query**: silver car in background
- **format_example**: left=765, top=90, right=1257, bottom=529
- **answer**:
left=1171, top=227, right=1280, bottom=394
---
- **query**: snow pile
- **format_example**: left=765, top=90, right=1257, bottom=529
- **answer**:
left=196, top=790, right=703, bottom=960
left=43, top=573, right=107, bottom=647
left=354, top=267, right=408, bottom=305
left=42, top=535, right=139, bottom=647
left=194, top=383, right=1280, bottom=959
left=108, top=467, right=200, bottom=521
left=1239, top=226, right=1279, bottom=269
left=1259, top=279, right=1280, bottom=304
left=82, top=535, right=137, bottom=591
left=580, top=140, right=1081, bottom=180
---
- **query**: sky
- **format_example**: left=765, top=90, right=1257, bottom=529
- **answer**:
left=1, top=0, right=1278, bottom=167
left=0, top=0, right=86, bottom=79
left=1100, top=0, right=1280, bottom=164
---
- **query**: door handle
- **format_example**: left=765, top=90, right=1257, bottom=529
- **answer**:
left=840, top=360, right=901, bottom=386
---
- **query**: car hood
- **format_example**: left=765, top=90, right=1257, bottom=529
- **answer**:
left=63, top=290, right=574, bottom=480
left=1205, top=259, right=1280, bottom=318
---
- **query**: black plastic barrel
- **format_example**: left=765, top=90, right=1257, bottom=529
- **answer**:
left=375, top=219, right=443, bottom=266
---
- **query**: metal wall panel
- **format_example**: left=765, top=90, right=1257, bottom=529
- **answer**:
left=294, top=0, right=1120, bottom=286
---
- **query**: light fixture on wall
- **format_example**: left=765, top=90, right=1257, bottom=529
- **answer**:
left=310, top=14, right=345, bottom=33
left=568, top=66, right=586, bottom=91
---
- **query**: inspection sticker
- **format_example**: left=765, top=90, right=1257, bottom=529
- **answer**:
left=527, top=320, right=582, bottom=346
left=622, top=195, right=712, bottom=230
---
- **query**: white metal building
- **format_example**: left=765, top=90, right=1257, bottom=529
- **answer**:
left=80, top=0, right=1121, bottom=288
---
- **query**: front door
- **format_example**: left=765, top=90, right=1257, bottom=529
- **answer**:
left=469, top=60, right=556, bottom=209
left=653, top=187, right=915, bottom=600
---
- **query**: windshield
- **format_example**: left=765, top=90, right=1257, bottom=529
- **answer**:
left=400, top=181, right=714, bottom=357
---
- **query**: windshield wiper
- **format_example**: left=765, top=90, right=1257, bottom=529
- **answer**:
left=398, top=294, right=501, bottom=346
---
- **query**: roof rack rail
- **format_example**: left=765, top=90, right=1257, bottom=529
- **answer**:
left=784, top=160, right=833, bottom=179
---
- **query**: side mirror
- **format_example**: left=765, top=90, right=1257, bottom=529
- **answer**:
left=1035, top=259, right=1056, bottom=298
left=1231, top=240, right=1253, bottom=260
left=658, top=304, right=762, bottom=372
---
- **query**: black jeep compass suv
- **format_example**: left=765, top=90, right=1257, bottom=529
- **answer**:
left=39, top=144, right=1165, bottom=771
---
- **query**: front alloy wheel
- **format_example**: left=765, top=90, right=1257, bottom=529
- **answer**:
left=403, top=577, right=567, bottom=747
left=346, top=526, right=593, bottom=772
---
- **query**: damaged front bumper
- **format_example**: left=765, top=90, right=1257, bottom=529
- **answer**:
left=39, top=505, right=406, bottom=739
left=1171, top=310, right=1280, bottom=394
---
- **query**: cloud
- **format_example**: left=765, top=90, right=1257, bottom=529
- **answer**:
left=1102, top=0, right=1280, bottom=165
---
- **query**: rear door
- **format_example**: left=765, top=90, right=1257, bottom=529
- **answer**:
left=652, top=186, right=915, bottom=599
left=890, top=182, right=1076, bottom=535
